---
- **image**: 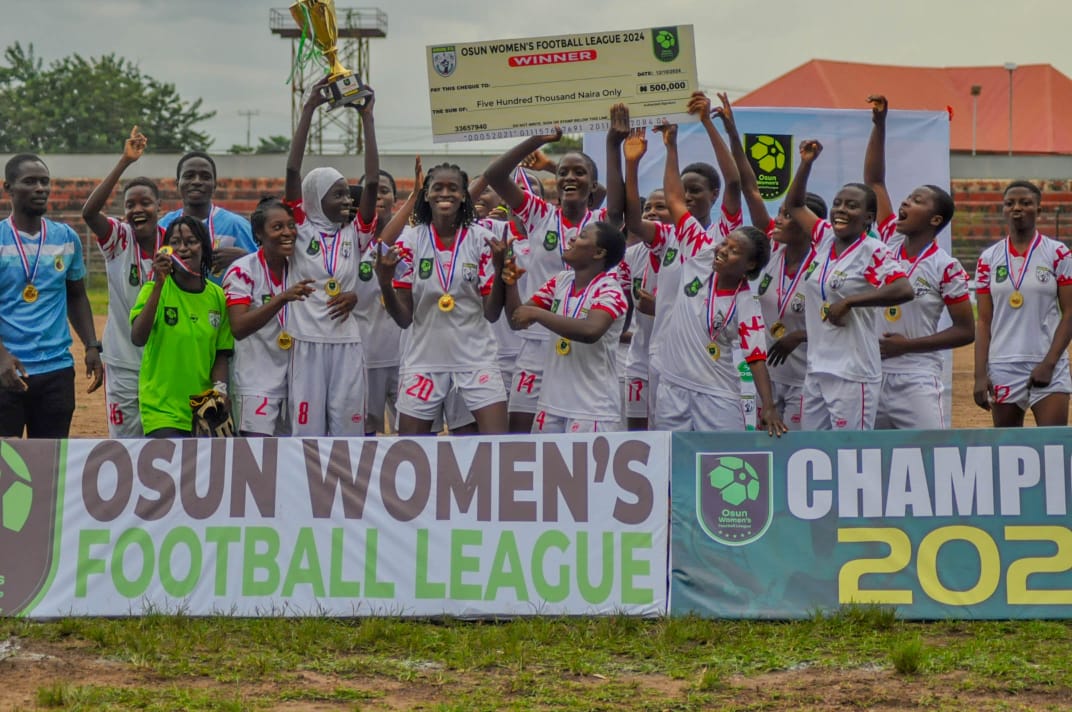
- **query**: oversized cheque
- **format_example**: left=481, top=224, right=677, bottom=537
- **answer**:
left=427, top=26, right=698, bottom=142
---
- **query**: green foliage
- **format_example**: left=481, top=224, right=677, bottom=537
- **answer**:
left=227, top=144, right=255, bottom=155
left=544, top=135, right=583, bottom=155
left=891, top=636, right=925, bottom=675
left=0, top=42, right=215, bottom=153
left=255, top=135, right=291, bottom=154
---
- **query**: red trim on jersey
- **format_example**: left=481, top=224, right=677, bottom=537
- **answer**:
left=355, top=212, right=378, bottom=234
left=744, top=350, right=767, bottom=364
left=479, top=284, right=493, bottom=296
left=226, top=296, right=253, bottom=307
left=944, top=293, right=971, bottom=305
left=391, top=281, right=412, bottom=290
left=1058, top=276, right=1072, bottom=287
left=590, top=304, right=620, bottom=318
left=765, top=217, right=776, bottom=238
left=284, top=199, right=307, bottom=225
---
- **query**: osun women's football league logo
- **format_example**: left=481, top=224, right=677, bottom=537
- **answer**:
left=696, top=451, right=773, bottom=546
left=0, top=440, right=62, bottom=615
left=431, top=46, right=457, bottom=77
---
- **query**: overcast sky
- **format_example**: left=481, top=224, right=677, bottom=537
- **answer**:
left=2, top=0, right=1069, bottom=153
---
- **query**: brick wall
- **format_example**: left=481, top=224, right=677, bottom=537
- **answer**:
left=20, top=177, right=1072, bottom=284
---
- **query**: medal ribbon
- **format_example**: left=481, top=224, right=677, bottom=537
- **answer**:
left=258, top=249, right=288, bottom=331
left=513, top=166, right=535, bottom=194
left=320, top=227, right=343, bottom=278
left=207, top=204, right=218, bottom=245
left=1004, top=230, right=1042, bottom=294
left=707, top=277, right=742, bottom=343
left=819, top=233, right=867, bottom=302
left=899, top=241, right=939, bottom=282
left=136, top=226, right=166, bottom=285
left=8, top=217, right=45, bottom=287
left=429, top=224, right=467, bottom=294
left=556, top=208, right=593, bottom=257
left=776, top=246, right=815, bottom=320
left=564, top=272, right=605, bottom=318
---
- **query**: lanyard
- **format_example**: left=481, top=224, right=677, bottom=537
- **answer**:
left=563, top=272, right=604, bottom=317
left=258, top=249, right=288, bottom=330
left=320, top=227, right=343, bottom=277
left=708, top=277, right=742, bottom=342
left=429, top=224, right=467, bottom=293
left=7, top=216, right=45, bottom=286
left=135, top=226, right=166, bottom=285
left=899, top=241, right=939, bottom=282
left=1004, top=231, right=1042, bottom=293
left=819, top=233, right=867, bottom=302
left=556, top=208, right=593, bottom=257
left=775, top=246, right=815, bottom=320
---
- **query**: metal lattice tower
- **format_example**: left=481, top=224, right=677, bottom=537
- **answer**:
left=270, top=7, right=387, bottom=154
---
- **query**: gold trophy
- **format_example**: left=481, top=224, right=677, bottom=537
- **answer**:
left=290, top=0, right=372, bottom=110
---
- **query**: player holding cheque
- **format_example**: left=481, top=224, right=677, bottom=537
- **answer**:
left=503, top=221, right=629, bottom=433
left=787, top=139, right=914, bottom=431
left=863, top=95, right=974, bottom=429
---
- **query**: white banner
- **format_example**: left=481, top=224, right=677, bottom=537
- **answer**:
left=16, top=435, right=669, bottom=617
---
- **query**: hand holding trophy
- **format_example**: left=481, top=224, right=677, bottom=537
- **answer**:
left=290, top=0, right=372, bottom=110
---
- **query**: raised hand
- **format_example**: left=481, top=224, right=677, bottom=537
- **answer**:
left=124, top=125, right=147, bottom=162
left=799, top=139, right=823, bottom=163
left=536, top=125, right=564, bottom=145
left=653, top=120, right=678, bottom=147
left=623, top=127, right=648, bottom=163
left=867, top=94, right=888, bottom=124
left=714, top=92, right=738, bottom=134
left=608, top=103, right=630, bottom=144
left=521, top=149, right=557, bottom=173
left=152, top=248, right=174, bottom=280
left=686, top=91, right=713, bottom=124
left=374, top=242, right=402, bottom=283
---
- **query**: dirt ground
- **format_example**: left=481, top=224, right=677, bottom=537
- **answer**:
left=68, top=314, right=1044, bottom=437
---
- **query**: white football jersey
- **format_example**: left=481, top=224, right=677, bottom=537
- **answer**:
left=98, top=218, right=162, bottom=370
left=755, top=241, right=814, bottom=387
left=352, top=239, right=402, bottom=369
left=223, top=251, right=290, bottom=398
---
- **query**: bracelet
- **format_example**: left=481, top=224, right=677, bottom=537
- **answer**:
left=213, top=381, right=228, bottom=397
left=85, top=340, right=103, bottom=353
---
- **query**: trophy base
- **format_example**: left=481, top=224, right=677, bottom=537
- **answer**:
left=324, top=74, right=372, bottom=111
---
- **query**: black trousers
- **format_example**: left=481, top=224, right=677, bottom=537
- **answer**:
left=0, top=366, right=75, bottom=438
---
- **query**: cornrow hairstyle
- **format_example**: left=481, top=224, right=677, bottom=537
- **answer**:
left=164, top=215, right=213, bottom=278
left=124, top=176, right=160, bottom=201
left=804, top=191, right=828, bottom=220
left=176, top=151, right=217, bottom=180
left=412, top=163, right=476, bottom=230
left=4, top=153, right=44, bottom=184
left=736, top=225, right=772, bottom=281
left=249, top=197, right=294, bottom=244
left=682, top=161, right=722, bottom=195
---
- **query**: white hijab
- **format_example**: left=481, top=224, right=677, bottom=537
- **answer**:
left=301, top=166, right=346, bottom=234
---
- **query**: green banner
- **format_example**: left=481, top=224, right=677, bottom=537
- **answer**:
left=671, top=429, right=1072, bottom=619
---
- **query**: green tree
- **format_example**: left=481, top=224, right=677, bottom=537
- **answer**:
left=227, top=144, right=255, bottom=155
left=255, top=135, right=291, bottom=154
left=544, top=135, right=583, bottom=155
left=0, top=43, right=215, bottom=153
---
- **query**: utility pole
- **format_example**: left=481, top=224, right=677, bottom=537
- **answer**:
left=238, top=109, right=260, bottom=149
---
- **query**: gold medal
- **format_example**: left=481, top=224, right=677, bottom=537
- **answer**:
left=555, top=337, right=571, bottom=355
left=885, top=306, right=901, bottom=322
left=325, top=278, right=341, bottom=297
left=820, top=302, right=831, bottom=321
left=277, top=331, right=293, bottom=350
left=770, top=321, right=787, bottom=339
left=1009, top=290, right=1024, bottom=309
left=158, top=246, right=173, bottom=256
left=706, top=342, right=721, bottom=360
left=22, top=284, right=38, bottom=303
left=438, top=294, right=455, bottom=312
left=54, top=255, right=64, bottom=272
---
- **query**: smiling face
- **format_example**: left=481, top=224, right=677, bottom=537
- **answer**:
left=830, top=185, right=874, bottom=240
left=562, top=223, right=605, bottom=268
left=258, top=206, right=298, bottom=260
left=1003, top=186, right=1039, bottom=234
left=476, top=184, right=502, bottom=220
left=320, top=178, right=353, bottom=225
left=771, top=204, right=807, bottom=246
left=555, top=154, right=593, bottom=207
left=713, top=232, right=758, bottom=279
left=642, top=189, right=671, bottom=224
left=167, top=223, right=203, bottom=273
left=124, top=185, right=160, bottom=238
left=425, top=167, right=465, bottom=222
left=6, top=160, right=50, bottom=218
left=177, top=157, right=216, bottom=208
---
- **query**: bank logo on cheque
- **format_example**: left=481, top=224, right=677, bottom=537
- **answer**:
left=0, top=440, right=62, bottom=615
left=696, top=451, right=772, bottom=546
left=431, top=46, right=457, bottom=77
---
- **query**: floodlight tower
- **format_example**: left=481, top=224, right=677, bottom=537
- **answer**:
left=270, top=7, right=387, bottom=154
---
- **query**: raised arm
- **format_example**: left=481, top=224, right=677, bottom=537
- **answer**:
left=715, top=92, right=770, bottom=230
left=864, top=94, right=894, bottom=226
left=130, top=252, right=172, bottom=347
left=688, top=91, right=741, bottom=218
left=603, top=103, right=629, bottom=227
left=285, top=81, right=330, bottom=203
left=623, top=128, right=659, bottom=244
left=483, top=128, right=562, bottom=213
left=356, top=89, right=380, bottom=225
left=656, top=123, right=688, bottom=224
left=81, top=126, right=147, bottom=239
left=786, top=140, right=822, bottom=236
left=378, top=157, right=422, bottom=247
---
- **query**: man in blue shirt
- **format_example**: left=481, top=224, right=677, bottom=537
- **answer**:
left=158, top=151, right=256, bottom=280
left=0, top=154, right=103, bottom=437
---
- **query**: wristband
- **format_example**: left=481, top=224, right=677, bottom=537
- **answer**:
left=85, top=340, right=103, bottom=353
left=213, top=381, right=228, bottom=397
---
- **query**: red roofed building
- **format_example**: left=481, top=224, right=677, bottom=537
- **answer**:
left=736, top=60, right=1072, bottom=155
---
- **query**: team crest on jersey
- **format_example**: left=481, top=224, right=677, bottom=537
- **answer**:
left=164, top=307, right=178, bottom=326
left=994, top=265, right=1009, bottom=283
left=803, top=261, right=819, bottom=280
left=128, top=265, right=140, bottom=286
left=262, top=294, right=272, bottom=305
left=208, top=310, right=221, bottom=328
left=431, top=46, right=457, bottom=77
left=711, top=310, right=725, bottom=331
left=307, top=239, right=321, bottom=256
left=543, top=231, right=559, bottom=251
left=757, top=273, right=772, bottom=295
left=684, top=277, right=703, bottom=297
left=632, top=277, right=643, bottom=298
left=790, top=293, right=805, bottom=313
left=342, top=241, right=352, bottom=259
left=663, top=247, right=679, bottom=266
left=551, top=298, right=561, bottom=313
left=914, top=276, right=933, bottom=297
left=462, top=262, right=478, bottom=282
left=1036, top=265, right=1052, bottom=283
left=829, top=271, right=846, bottom=289
left=359, top=261, right=374, bottom=281
left=418, top=258, right=433, bottom=279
